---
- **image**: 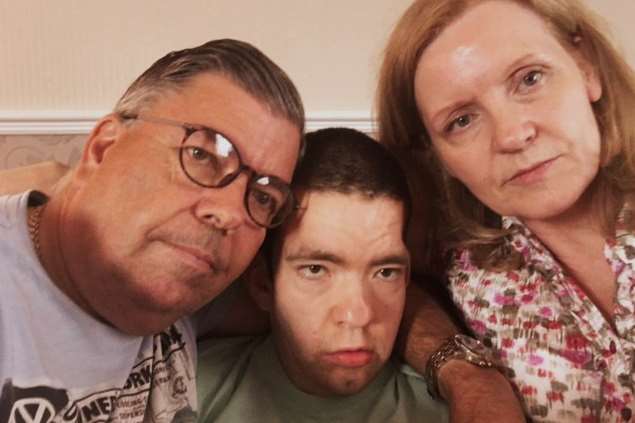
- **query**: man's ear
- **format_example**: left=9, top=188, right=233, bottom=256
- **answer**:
left=246, top=253, right=274, bottom=312
left=76, top=114, right=123, bottom=175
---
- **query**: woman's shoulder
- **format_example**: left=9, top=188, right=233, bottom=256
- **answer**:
left=447, top=216, right=556, bottom=286
left=445, top=222, right=552, bottom=325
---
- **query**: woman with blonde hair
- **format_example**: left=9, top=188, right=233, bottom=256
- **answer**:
left=378, top=0, right=635, bottom=420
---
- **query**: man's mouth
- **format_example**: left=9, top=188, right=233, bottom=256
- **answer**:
left=163, top=241, right=221, bottom=274
left=322, top=349, right=374, bottom=368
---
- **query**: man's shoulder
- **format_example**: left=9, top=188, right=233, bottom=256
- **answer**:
left=386, top=361, right=449, bottom=421
left=197, top=335, right=269, bottom=422
left=1, top=321, right=198, bottom=423
left=0, top=191, right=29, bottom=228
left=197, top=334, right=266, bottom=376
left=386, top=360, right=428, bottom=393
left=0, top=191, right=42, bottom=282
left=395, top=362, right=426, bottom=382
left=198, top=335, right=264, bottom=369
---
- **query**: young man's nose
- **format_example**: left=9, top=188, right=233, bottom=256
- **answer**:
left=332, top=281, right=374, bottom=328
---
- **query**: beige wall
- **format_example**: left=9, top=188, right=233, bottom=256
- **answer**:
left=586, top=0, right=635, bottom=65
left=0, top=0, right=410, bottom=120
left=0, top=0, right=632, bottom=136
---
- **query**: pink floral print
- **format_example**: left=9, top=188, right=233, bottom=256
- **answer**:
left=448, top=217, right=635, bottom=422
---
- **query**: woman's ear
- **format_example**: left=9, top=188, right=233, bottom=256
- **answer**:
left=582, top=60, right=602, bottom=103
left=246, top=252, right=274, bottom=312
left=76, top=114, right=123, bottom=175
left=570, top=40, right=602, bottom=103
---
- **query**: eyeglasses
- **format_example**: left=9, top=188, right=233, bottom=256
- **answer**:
left=119, top=113, right=295, bottom=228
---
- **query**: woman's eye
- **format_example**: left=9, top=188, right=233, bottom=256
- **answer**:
left=445, top=114, right=472, bottom=134
left=515, top=68, right=545, bottom=95
left=522, top=70, right=543, bottom=87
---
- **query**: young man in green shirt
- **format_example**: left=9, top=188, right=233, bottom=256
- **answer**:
left=197, top=127, right=448, bottom=422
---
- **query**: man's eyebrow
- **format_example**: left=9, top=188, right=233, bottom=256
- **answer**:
left=284, top=249, right=409, bottom=268
left=369, top=254, right=410, bottom=268
left=284, top=248, right=345, bottom=265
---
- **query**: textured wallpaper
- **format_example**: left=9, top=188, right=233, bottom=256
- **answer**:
left=0, top=134, right=86, bottom=170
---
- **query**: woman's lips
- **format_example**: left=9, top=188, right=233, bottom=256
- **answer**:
left=322, top=349, right=374, bottom=368
left=506, top=156, right=559, bottom=185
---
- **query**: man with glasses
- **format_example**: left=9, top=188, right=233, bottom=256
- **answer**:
left=0, top=39, right=303, bottom=423
left=116, top=114, right=296, bottom=228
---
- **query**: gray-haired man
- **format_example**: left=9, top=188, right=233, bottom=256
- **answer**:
left=0, top=39, right=303, bottom=423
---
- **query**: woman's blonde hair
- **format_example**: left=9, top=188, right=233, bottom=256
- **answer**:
left=377, top=0, right=635, bottom=270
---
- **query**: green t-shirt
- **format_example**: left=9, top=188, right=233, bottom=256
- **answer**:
left=197, top=335, right=448, bottom=422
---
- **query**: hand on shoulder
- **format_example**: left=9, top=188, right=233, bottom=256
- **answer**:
left=0, top=161, right=69, bottom=196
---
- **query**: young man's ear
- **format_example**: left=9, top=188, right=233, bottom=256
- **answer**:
left=246, top=252, right=274, bottom=312
left=76, top=114, right=123, bottom=176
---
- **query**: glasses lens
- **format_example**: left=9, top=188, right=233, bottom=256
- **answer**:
left=246, top=175, right=293, bottom=227
left=180, top=129, right=240, bottom=187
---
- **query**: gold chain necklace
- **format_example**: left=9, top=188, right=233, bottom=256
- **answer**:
left=27, top=205, right=45, bottom=263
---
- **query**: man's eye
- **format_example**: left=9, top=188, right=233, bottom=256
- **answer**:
left=308, top=265, right=323, bottom=274
left=188, top=147, right=213, bottom=162
left=250, top=189, right=279, bottom=215
left=183, top=146, right=217, bottom=168
left=299, top=264, right=326, bottom=279
left=253, top=190, right=272, bottom=206
left=376, top=267, right=403, bottom=281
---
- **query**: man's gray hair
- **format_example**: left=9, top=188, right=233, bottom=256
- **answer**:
left=114, top=39, right=304, bottom=133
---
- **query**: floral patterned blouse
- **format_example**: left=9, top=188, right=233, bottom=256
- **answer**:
left=448, top=216, right=635, bottom=422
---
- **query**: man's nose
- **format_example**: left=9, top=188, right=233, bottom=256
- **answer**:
left=193, top=173, right=250, bottom=233
left=332, top=281, right=374, bottom=329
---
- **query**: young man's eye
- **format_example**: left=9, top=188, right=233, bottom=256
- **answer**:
left=376, top=267, right=403, bottom=281
left=299, top=264, right=326, bottom=279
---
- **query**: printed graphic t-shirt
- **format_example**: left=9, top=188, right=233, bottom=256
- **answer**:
left=0, top=192, right=197, bottom=423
